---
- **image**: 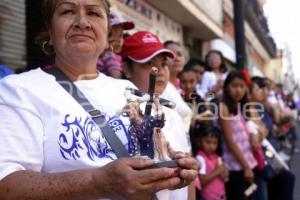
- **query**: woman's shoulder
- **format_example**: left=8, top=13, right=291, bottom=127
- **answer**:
left=0, top=68, right=50, bottom=89
left=99, top=73, right=136, bottom=89
left=0, top=68, right=53, bottom=112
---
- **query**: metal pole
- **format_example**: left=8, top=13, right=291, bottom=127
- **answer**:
left=233, top=0, right=247, bottom=70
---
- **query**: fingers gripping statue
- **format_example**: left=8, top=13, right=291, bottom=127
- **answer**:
left=122, top=67, right=172, bottom=162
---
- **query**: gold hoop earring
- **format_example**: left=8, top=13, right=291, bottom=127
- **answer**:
left=42, top=41, right=54, bottom=55
left=109, top=44, right=114, bottom=53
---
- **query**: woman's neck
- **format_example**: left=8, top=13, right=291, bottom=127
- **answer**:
left=55, top=56, right=98, bottom=81
left=169, top=74, right=177, bottom=86
left=212, top=68, right=221, bottom=74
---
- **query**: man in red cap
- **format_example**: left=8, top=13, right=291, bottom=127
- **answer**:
left=122, top=31, right=195, bottom=200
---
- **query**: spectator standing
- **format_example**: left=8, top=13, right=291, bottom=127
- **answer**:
left=97, top=13, right=134, bottom=78
left=195, top=126, right=228, bottom=200
left=199, top=50, right=228, bottom=98
left=184, top=58, right=206, bottom=98
left=122, top=31, right=195, bottom=200
left=219, top=71, right=257, bottom=200
left=162, top=41, right=193, bottom=135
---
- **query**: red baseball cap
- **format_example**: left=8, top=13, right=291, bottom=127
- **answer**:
left=121, top=31, right=175, bottom=63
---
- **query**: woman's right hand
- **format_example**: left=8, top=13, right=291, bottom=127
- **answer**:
left=244, top=167, right=254, bottom=183
left=93, top=157, right=181, bottom=200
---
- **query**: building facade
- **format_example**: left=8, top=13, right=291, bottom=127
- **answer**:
left=0, top=0, right=281, bottom=79
left=0, top=0, right=26, bottom=70
left=112, top=0, right=278, bottom=76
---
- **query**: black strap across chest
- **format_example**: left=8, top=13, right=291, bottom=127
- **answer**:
left=45, top=67, right=130, bottom=158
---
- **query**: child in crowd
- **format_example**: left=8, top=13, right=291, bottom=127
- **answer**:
left=97, top=13, right=134, bottom=78
left=199, top=50, right=228, bottom=98
left=179, top=68, right=217, bottom=156
left=195, top=126, right=228, bottom=200
left=219, top=71, right=257, bottom=200
left=179, top=68, right=210, bottom=124
left=184, top=58, right=206, bottom=98
left=179, top=67, right=204, bottom=108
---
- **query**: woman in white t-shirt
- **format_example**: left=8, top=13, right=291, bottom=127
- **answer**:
left=198, top=50, right=228, bottom=98
left=0, top=0, right=198, bottom=199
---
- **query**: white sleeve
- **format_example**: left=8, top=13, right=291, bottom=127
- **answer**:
left=199, top=72, right=211, bottom=97
left=162, top=108, right=191, bottom=153
left=0, top=103, right=44, bottom=181
left=196, top=155, right=206, bottom=175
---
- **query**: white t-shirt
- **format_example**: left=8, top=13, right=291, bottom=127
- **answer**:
left=0, top=68, right=188, bottom=199
left=196, top=155, right=207, bottom=175
left=161, top=82, right=192, bottom=151
left=0, top=68, right=136, bottom=178
left=197, top=71, right=227, bottom=97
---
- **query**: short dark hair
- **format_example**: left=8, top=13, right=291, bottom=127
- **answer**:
left=184, top=58, right=205, bottom=71
left=250, top=76, right=266, bottom=92
left=178, top=67, right=196, bottom=79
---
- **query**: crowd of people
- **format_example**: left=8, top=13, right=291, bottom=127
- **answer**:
left=0, top=0, right=299, bottom=200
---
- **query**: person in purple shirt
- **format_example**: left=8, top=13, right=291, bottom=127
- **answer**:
left=97, top=13, right=134, bottom=78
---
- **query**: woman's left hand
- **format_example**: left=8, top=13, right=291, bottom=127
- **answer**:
left=171, top=152, right=199, bottom=189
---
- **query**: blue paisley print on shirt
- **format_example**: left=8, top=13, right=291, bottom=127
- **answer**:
left=58, top=114, right=136, bottom=161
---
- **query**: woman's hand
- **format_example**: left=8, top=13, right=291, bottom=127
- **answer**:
left=244, top=167, right=254, bottom=183
left=250, top=134, right=260, bottom=150
left=172, top=152, right=200, bottom=189
left=93, top=157, right=182, bottom=200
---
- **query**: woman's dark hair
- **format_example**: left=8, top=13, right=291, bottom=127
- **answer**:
left=205, top=50, right=227, bottom=73
left=222, top=70, right=248, bottom=115
left=184, top=58, right=205, bottom=71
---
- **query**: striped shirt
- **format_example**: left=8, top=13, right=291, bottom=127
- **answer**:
left=97, top=51, right=122, bottom=75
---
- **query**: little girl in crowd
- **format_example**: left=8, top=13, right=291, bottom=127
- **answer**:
left=195, top=126, right=228, bottom=200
